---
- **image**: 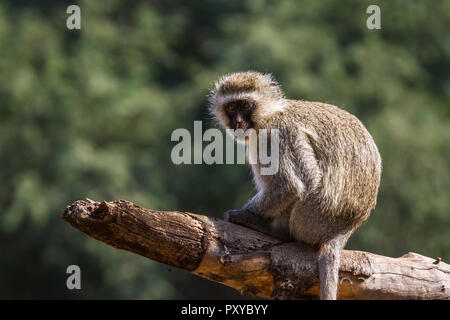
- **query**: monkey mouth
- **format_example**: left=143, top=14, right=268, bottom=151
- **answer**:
left=233, top=122, right=252, bottom=131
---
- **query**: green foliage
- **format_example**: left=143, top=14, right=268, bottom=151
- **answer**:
left=0, top=0, right=448, bottom=298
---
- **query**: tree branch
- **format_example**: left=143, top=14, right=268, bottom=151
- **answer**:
left=61, top=199, right=450, bottom=299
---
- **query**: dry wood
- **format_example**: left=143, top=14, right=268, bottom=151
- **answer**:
left=61, top=199, right=450, bottom=300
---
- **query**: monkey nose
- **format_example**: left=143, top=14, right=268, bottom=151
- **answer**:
left=235, top=122, right=247, bottom=131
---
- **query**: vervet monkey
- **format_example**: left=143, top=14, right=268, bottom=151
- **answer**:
left=209, top=71, right=382, bottom=300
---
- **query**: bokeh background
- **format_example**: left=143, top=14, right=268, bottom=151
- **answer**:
left=0, top=0, right=448, bottom=299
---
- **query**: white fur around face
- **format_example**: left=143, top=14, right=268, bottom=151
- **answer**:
left=209, top=71, right=287, bottom=131
left=210, top=91, right=287, bottom=130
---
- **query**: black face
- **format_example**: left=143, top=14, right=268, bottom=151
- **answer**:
left=224, top=99, right=255, bottom=131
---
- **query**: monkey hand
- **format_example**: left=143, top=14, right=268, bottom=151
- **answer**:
left=224, top=208, right=257, bottom=225
left=224, top=209, right=290, bottom=241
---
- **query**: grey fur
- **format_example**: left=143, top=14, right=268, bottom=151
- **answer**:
left=209, top=71, right=382, bottom=300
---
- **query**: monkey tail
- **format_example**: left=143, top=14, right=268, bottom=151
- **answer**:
left=317, top=233, right=350, bottom=300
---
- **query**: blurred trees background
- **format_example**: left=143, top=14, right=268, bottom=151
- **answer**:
left=0, top=0, right=448, bottom=299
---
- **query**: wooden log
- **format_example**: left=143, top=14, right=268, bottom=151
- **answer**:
left=61, top=199, right=450, bottom=299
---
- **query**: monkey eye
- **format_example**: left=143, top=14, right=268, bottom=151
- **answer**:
left=241, top=102, right=252, bottom=111
left=225, top=103, right=236, bottom=112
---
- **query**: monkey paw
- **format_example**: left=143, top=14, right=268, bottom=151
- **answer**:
left=224, top=209, right=291, bottom=241
left=224, top=209, right=248, bottom=223
left=224, top=208, right=264, bottom=231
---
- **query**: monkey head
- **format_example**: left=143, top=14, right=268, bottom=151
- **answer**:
left=209, top=71, right=286, bottom=134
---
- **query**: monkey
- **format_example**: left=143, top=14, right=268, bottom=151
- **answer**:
left=209, top=71, right=382, bottom=300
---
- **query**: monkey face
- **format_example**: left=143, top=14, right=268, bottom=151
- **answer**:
left=224, top=99, right=255, bottom=131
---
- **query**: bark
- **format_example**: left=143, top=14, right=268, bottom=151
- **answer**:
left=61, top=199, right=450, bottom=300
